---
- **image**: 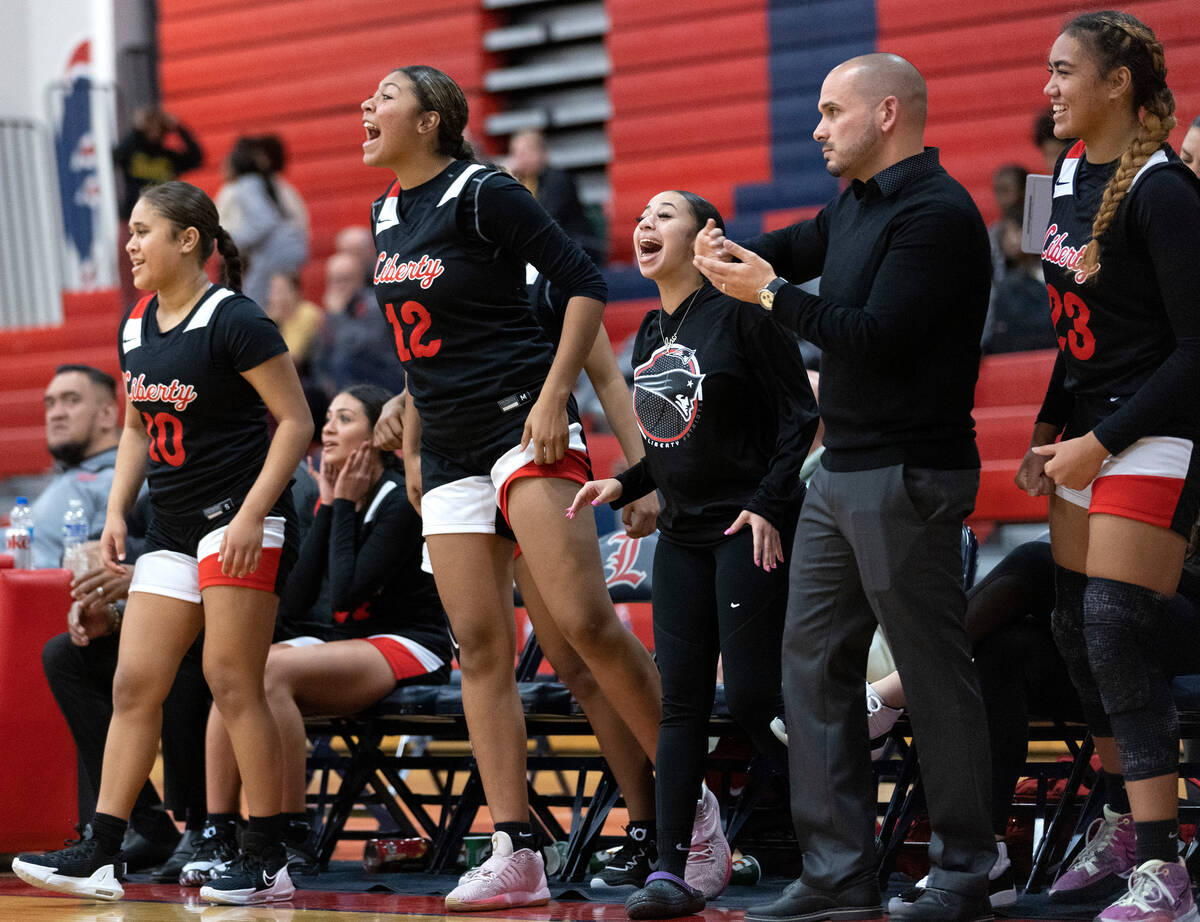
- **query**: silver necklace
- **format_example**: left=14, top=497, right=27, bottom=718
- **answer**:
left=659, top=287, right=701, bottom=347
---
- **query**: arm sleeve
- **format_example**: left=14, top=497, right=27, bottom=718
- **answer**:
left=1092, top=169, right=1200, bottom=454
left=611, top=458, right=657, bottom=509
left=1035, top=350, right=1073, bottom=433
left=740, top=314, right=820, bottom=528
left=767, top=204, right=981, bottom=361
left=326, top=491, right=420, bottom=612
left=278, top=504, right=331, bottom=616
left=743, top=207, right=830, bottom=284
left=219, top=297, right=289, bottom=371
left=472, top=175, right=607, bottom=303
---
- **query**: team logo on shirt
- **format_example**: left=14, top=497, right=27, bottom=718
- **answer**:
left=374, top=252, right=445, bottom=289
left=124, top=371, right=198, bottom=411
left=1042, top=224, right=1098, bottom=283
left=633, top=345, right=705, bottom=447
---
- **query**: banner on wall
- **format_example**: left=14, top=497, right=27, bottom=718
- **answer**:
left=50, top=39, right=118, bottom=291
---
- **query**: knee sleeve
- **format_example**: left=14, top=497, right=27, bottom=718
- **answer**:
left=1084, top=577, right=1178, bottom=781
left=1050, top=565, right=1111, bottom=735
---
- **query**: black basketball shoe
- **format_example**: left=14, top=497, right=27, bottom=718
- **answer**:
left=11, top=824, right=125, bottom=901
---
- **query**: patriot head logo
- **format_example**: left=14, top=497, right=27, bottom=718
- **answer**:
left=633, top=345, right=705, bottom=447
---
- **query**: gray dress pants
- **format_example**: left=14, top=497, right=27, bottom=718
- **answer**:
left=782, top=462, right=996, bottom=896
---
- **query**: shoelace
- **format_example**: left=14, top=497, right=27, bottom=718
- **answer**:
left=1112, top=864, right=1177, bottom=911
left=1072, top=815, right=1123, bottom=872
left=866, top=688, right=884, bottom=716
left=687, top=842, right=715, bottom=863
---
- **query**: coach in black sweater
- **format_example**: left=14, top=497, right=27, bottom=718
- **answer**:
left=697, top=53, right=996, bottom=922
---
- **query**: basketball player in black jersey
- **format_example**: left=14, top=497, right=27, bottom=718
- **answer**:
left=12, top=182, right=313, bottom=907
left=570, top=190, right=818, bottom=919
left=360, top=65, right=662, bottom=911
left=1012, top=13, right=1200, bottom=922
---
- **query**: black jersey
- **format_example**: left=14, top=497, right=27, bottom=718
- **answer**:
left=1038, top=140, right=1200, bottom=452
left=370, top=160, right=606, bottom=443
left=613, top=284, right=819, bottom=545
left=118, top=286, right=288, bottom=521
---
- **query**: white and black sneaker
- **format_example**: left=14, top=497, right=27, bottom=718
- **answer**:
left=591, top=830, right=658, bottom=889
left=11, top=824, right=126, bottom=901
left=180, top=822, right=239, bottom=887
left=888, top=840, right=1018, bottom=911
left=200, top=847, right=295, bottom=905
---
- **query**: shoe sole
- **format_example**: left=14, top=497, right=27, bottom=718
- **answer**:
left=445, top=888, right=551, bottom=912
left=198, top=880, right=296, bottom=905
left=889, top=890, right=1016, bottom=913
left=1049, top=874, right=1128, bottom=904
left=627, top=894, right=706, bottom=919
left=592, top=876, right=642, bottom=889
left=746, top=908, right=884, bottom=922
left=11, top=857, right=124, bottom=901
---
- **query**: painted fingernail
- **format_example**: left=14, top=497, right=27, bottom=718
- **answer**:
left=724, top=528, right=732, bottom=535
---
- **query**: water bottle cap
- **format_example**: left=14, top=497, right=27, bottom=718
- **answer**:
left=15, top=497, right=28, bottom=505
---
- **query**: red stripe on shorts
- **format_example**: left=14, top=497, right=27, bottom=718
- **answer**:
left=198, top=545, right=283, bottom=593
left=365, top=636, right=432, bottom=681
left=1090, top=474, right=1186, bottom=530
left=497, top=448, right=591, bottom=533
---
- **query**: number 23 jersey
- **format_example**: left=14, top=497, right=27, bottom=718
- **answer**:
left=118, top=285, right=288, bottom=520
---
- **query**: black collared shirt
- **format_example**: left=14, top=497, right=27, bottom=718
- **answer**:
left=746, top=147, right=991, bottom=471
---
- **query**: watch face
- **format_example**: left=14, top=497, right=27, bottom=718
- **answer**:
left=759, top=289, right=774, bottom=310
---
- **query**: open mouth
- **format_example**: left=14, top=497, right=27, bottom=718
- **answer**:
left=363, top=121, right=380, bottom=144
left=637, top=239, right=663, bottom=260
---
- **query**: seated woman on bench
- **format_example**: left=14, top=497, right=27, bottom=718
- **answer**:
left=180, top=383, right=452, bottom=886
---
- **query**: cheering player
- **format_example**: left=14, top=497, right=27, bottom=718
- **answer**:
left=12, top=181, right=312, bottom=906
left=361, top=65, right=662, bottom=911
left=1015, top=12, right=1200, bottom=922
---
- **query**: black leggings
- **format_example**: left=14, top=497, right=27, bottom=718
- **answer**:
left=651, top=529, right=788, bottom=874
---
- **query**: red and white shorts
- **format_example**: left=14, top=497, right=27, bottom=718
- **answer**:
left=1055, top=435, right=1199, bottom=537
left=130, top=516, right=291, bottom=603
left=280, top=633, right=446, bottom=682
left=421, top=421, right=590, bottom=537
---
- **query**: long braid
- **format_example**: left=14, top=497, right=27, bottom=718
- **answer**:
left=1066, top=11, right=1176, bottom=281
left=215, top=226, right=244, bottom=292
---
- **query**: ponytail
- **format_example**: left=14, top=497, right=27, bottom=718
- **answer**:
left=215, top=226, right=244, bottom=292
left=1064, top=11, right=1176, bottom=282
left=399, top=65, right=474, bottom=161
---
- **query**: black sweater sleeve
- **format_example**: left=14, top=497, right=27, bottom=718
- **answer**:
left=472, top=175, right=607, bottom=303
left=612, top=458, right=657, bottom=509
left=1036, top=350, right=1074, bottom=433
left=1091, top=168, right=1200, bottom=454
left=279, top=503, right=331, bottom=619
left=739, top=313, right=820, bottom=527
left=326, top=493, right=418, bottom=612
left=744, top=207, right=830, bottom=285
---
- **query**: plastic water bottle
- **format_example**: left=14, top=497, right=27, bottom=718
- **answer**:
left=6, top=497, right=35, bottom=569
left=61, top=498, right=89, bottom=574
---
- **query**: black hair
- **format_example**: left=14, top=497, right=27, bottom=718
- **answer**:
left=671, top=191, right=725, bottom=235
left=228, top=136, right=284, bottom=214
left=1032, top=110, right=1058, bottom=147
left=54, top=364, right=117, bottom=400
left=397, top=65, right=475, bottom=161
left=993, top=163, right=1028, bottom=185
left=340, top=384, right=400, bottom=469
left=138, top=181, right=244, bottom=292
left=1191, top=113, right=1200, bottom=130
left=255, top=134, right=288, bottom=173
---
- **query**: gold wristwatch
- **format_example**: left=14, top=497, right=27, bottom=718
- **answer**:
left=757, top=277, right=787, bottom=311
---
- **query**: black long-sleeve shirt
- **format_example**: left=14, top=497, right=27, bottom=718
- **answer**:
left=114, top=125, right=204, bottom=219
left=613, top=283, right=818, bottom=545
left=277, top=468, right=451, bottom=661
left=746, top=147, right=990, bottom=472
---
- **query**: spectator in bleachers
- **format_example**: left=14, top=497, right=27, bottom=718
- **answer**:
left=252, top=135, right=310, bottom=241
left=180, top=385, right=450, bottom=886
left=1016, top=12, right=1200, bottom=921
left=988, top=164, right=1027, bottom=284
left=335, top=225, right=378, bottom=288
left=569, top=190, right=818, bottom=918
left=313, top=251, right=405, bottom=395
left=981, top=215, right=1056, bottom=355
left=113, top=108, right=204, bottom=221
left=217, top=136, right=309, bottom=309
left=35, top=366, right=210, bottom=880
left=265, top=272, right=322, bottom=377
left=1180, top=113, right=1200, bottom=178
left=695, top=52, right=997, bottom=922
left=507, top=129, right=604, bottom=264
left=1033, top=109, right=1070, bottom=173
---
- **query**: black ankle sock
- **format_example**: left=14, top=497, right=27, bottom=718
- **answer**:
left=494, top=822, right=536, bottom=851
left=657, top=832, right=689, bottom=878
left=1135, top=817, right=1179, bottom=865
left=1104, top=772, right=1131, bottom=814
left=242, top=814, right=282, bottom=857
left=283, top=812, right=310, bottom=846
left=90, top=813, right=127, bottom=854
left=627, top=820, right=657, bottom=850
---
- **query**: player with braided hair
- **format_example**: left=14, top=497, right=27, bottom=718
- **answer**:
left=1014, top=12, right=1200, bottom=921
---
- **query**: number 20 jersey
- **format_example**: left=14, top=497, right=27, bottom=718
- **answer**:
left=369, top=161, right=556, bottom=442
left=1041, top=140, right=1192, bottom=401
left=118, top=285, right=288, bottom=521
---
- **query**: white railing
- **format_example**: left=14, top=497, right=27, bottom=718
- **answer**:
left=0, top=118, right=64, bottom=329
